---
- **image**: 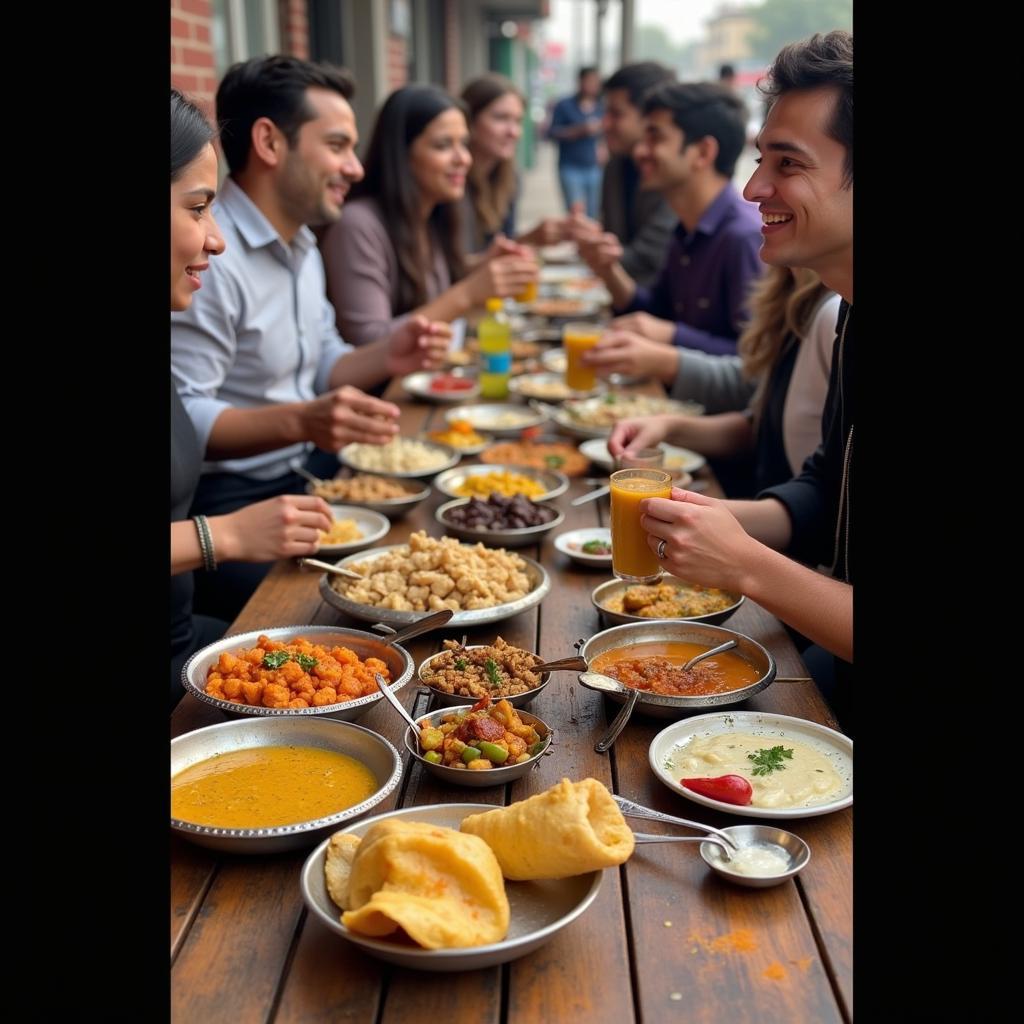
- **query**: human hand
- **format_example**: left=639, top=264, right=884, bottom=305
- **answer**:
left=575, top=231, right=623, bottom=275
left=610, top=311, right=675, bottom=345
left=466, top=251, right=539, bottom=304
left=482, top=233, right=533, bottom=263
left=214, top=494, right=334, bottom=563
left=300, top=385, right=400, bottom=450
left=608, top=413, right=679, bottom=458
left=582, top=329, right=679, bottom=383
left=387, top=315, right=453, bottom=375
left=562, top=206, right=602, bottom=242
left=639, top=487, right=758, bottom=592
left=530, top=217, right=566, bottom=247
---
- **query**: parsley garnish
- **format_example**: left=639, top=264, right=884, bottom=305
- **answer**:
left=544, top=454, right=565, bottom=468
left=454, top=657, right=467, bottom=671
left=484, top=658, right=501, bottom=688
left=262, top=650, right=318, bottom=671
left=747, top=745, right=794, bottom=776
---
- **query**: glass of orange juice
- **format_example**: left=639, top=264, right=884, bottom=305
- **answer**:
left=515, top=278, right=539, bottom=303
left=609, top=468, right=672, bottom=582
left=563, top=322, right=602, bottom=391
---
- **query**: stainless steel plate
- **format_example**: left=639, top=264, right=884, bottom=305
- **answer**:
left=591, top=576, right=744, bottom=627
left=300, top=803, right=602, bottom=970
left=547, top=397, right=705, bottom=440
left=170, top=717, right=402, bottom=853
left=304, top=479, right=432, bottom=520
left=338, top=439, right=460, bottom=479
left=433, top=463, right=569, bottom=501
left=435, top=497, right=565, bottom=548
left=401, top=370, right=481, bottom=404
left=443, top=403, right=549, bottom=438
left=320, top=545, right=551, bottom=627
left=182, top=625, right=414, bottom=721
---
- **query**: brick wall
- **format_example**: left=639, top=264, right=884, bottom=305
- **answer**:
left=170, top=0, right=217, bottom=115
left=387, top=34, right=408, bottom=91
left=280, top=0, right=309, bottom=59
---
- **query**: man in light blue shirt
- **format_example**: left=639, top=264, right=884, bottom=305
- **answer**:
left=172, top=56, right=449, bottom=619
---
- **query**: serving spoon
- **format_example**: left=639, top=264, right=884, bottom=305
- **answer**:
left=298, top=557, right=364, bottom=581
left=374, top=672, right=420, bottom=733
left=293, top=464, right=326, bottom=487
left=613, top=795, right=740, bottom=851
left=368, top=608, right=454, bottom=647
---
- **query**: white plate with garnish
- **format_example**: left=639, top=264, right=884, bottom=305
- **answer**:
left=316, top=506, right=391, bottom=557
left=553, top=528, right=612, bottom=567
left=649, top=712, right=853, bottom=820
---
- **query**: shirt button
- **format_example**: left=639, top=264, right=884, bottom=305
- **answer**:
left=679, top=255, right=691, bottom=267
left=697, top=297, right=710, bottom=309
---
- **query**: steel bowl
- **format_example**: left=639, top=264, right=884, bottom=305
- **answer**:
left=338, top=439, right=460, bottom=479
left=547, top=397, right=705, bottom=441
left=433, top=463, right=569, bottom=502
left=508, top=373, right=605, bottom=403
left=435, top=498, right=565, bottom=548
left=403, top=704, right=553, bottom=787
left=319, top=544, right=551, bottom=628
left=170, top=717, right=402, bottom=853
left=443, top=403, right=549, bottom=438
left=576, top=619, right=776, bottom=719
left=592, top=577, right=744, bottom=628
left=700, top=825, right=811, bottom=889
left=182, top=625, right=414, bottom=721
left=304, top=479, right=432, bottom=520
left=417, top=645, right=551, bottom=708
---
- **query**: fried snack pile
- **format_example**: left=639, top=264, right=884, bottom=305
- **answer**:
left=325, top=820, right=510, bottom=949
left=460, top=778, right=635, bottom=880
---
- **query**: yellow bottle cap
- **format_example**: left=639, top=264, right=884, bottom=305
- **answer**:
left=485, top=297, right=503, bottom=312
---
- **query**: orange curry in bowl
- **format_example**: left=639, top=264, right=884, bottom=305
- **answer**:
left=590, top=641, right=760, bottom=697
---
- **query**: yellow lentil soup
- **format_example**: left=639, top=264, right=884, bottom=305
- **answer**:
left=171, top=745, right=378, bottom=829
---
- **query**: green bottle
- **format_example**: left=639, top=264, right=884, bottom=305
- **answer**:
left=478, top=298, right=511, bottom=399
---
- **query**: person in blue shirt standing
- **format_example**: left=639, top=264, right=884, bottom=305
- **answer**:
left=548, top=66, right=604, bottom=218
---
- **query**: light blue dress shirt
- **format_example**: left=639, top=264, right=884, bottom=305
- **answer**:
left=171, top=177, right=352, bottom=481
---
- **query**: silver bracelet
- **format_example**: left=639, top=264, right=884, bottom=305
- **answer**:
left=192, top=515, right=217, bottom=572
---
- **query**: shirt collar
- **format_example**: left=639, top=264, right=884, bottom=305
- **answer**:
left=694, top=183, right=743, bottom=236
left=217, top=177, right=317, bottom=256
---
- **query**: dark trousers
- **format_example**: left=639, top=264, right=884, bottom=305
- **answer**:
left=188, top=449, right=340, bottom=624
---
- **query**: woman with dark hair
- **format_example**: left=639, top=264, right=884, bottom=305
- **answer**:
left=319, top=85, right=539, bottom=347
left=459, top=74, right=564, bottom=254
left=170, top=88, right=332, bottom=706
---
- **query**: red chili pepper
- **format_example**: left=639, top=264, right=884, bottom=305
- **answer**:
left=470, top=694, right=492, bottom=712
left=680, top=775, right=753, bottom=806
left=520, top=425, right=543, bottom=441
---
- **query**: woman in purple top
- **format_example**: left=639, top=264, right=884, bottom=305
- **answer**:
left=319, top=85, right=539, bottom=347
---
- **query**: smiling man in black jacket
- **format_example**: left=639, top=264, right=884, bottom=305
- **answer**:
left=629, top=31, right=854, bottom=727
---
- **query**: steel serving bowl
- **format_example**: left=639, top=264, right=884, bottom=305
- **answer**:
left=403, top=704, right=553, bottom=787
left=591, top=576, right=744, bottom=628
left=170, top=717, right=402, bottom=853
left=433, top=463, right=569, bottom=502
left=435, top=498, right=565, bottom=549
left=700, top=825, right=811, bottom=889
left=443, top=403, right=549, bottom=438
left=304, top=478, right=432, bottom=520
left=577, top=619, right=776, bottom=719
left=417, top=645, right=551, bottom=708
left=182, top=624, right=414, bottom=721
left=338, top=439, right=460, bottom=479
left=508, top=373, right=605, bottom=403
left=319, top=544, right=551, bottom=628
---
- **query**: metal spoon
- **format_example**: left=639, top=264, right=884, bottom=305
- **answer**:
left=374, top=672, right=421, bottom=734
left=572, top=483, right=610, bottom=506
left=293, top=464, right=326, bottom=487
left=632, top=832, right=735, bottom=858
left=613, top=795, right=740, bottom=850
left=298, top=557, right=364, bottom=581
left=682, top=639, right=737, bottom=671
left=367, top=608, right=454, bottom=647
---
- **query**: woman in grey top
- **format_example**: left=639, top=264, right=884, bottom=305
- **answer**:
left=320, top=85, right=539, bottom=347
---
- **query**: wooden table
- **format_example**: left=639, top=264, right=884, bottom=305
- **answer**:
left=171, top=384, right=852, bottom=1024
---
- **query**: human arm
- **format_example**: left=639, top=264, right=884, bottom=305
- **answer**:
left=171, top=494, right=334, bottom=574
left=617, top=199, right=678, bottom=287
left=575, top=230, right=638, bottom=308
left=608, top=411, right=755, bottom=462
left=640, top=488, right=851, bottom=661
left=667, top=349, right=753, bottom=413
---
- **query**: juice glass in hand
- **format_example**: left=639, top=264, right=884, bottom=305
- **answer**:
left=610, top=468, right=672, bottom=583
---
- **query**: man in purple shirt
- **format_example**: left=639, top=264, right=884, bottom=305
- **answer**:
left=577, top=81, right=763, bottom=365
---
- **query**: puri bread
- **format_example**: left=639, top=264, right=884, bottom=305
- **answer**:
left=460, top=777, right=634, bottom=880
left=324, top=819, right=510, bottom=949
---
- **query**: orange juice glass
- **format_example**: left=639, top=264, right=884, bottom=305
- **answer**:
left=610, top=469, right=672, bottom=582
left=515, top=278, right=539, bottom=303
left=563, top=322, right=601, bottom=391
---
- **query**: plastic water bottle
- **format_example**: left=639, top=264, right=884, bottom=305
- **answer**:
left=478, top=298, right=511, bottom=399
